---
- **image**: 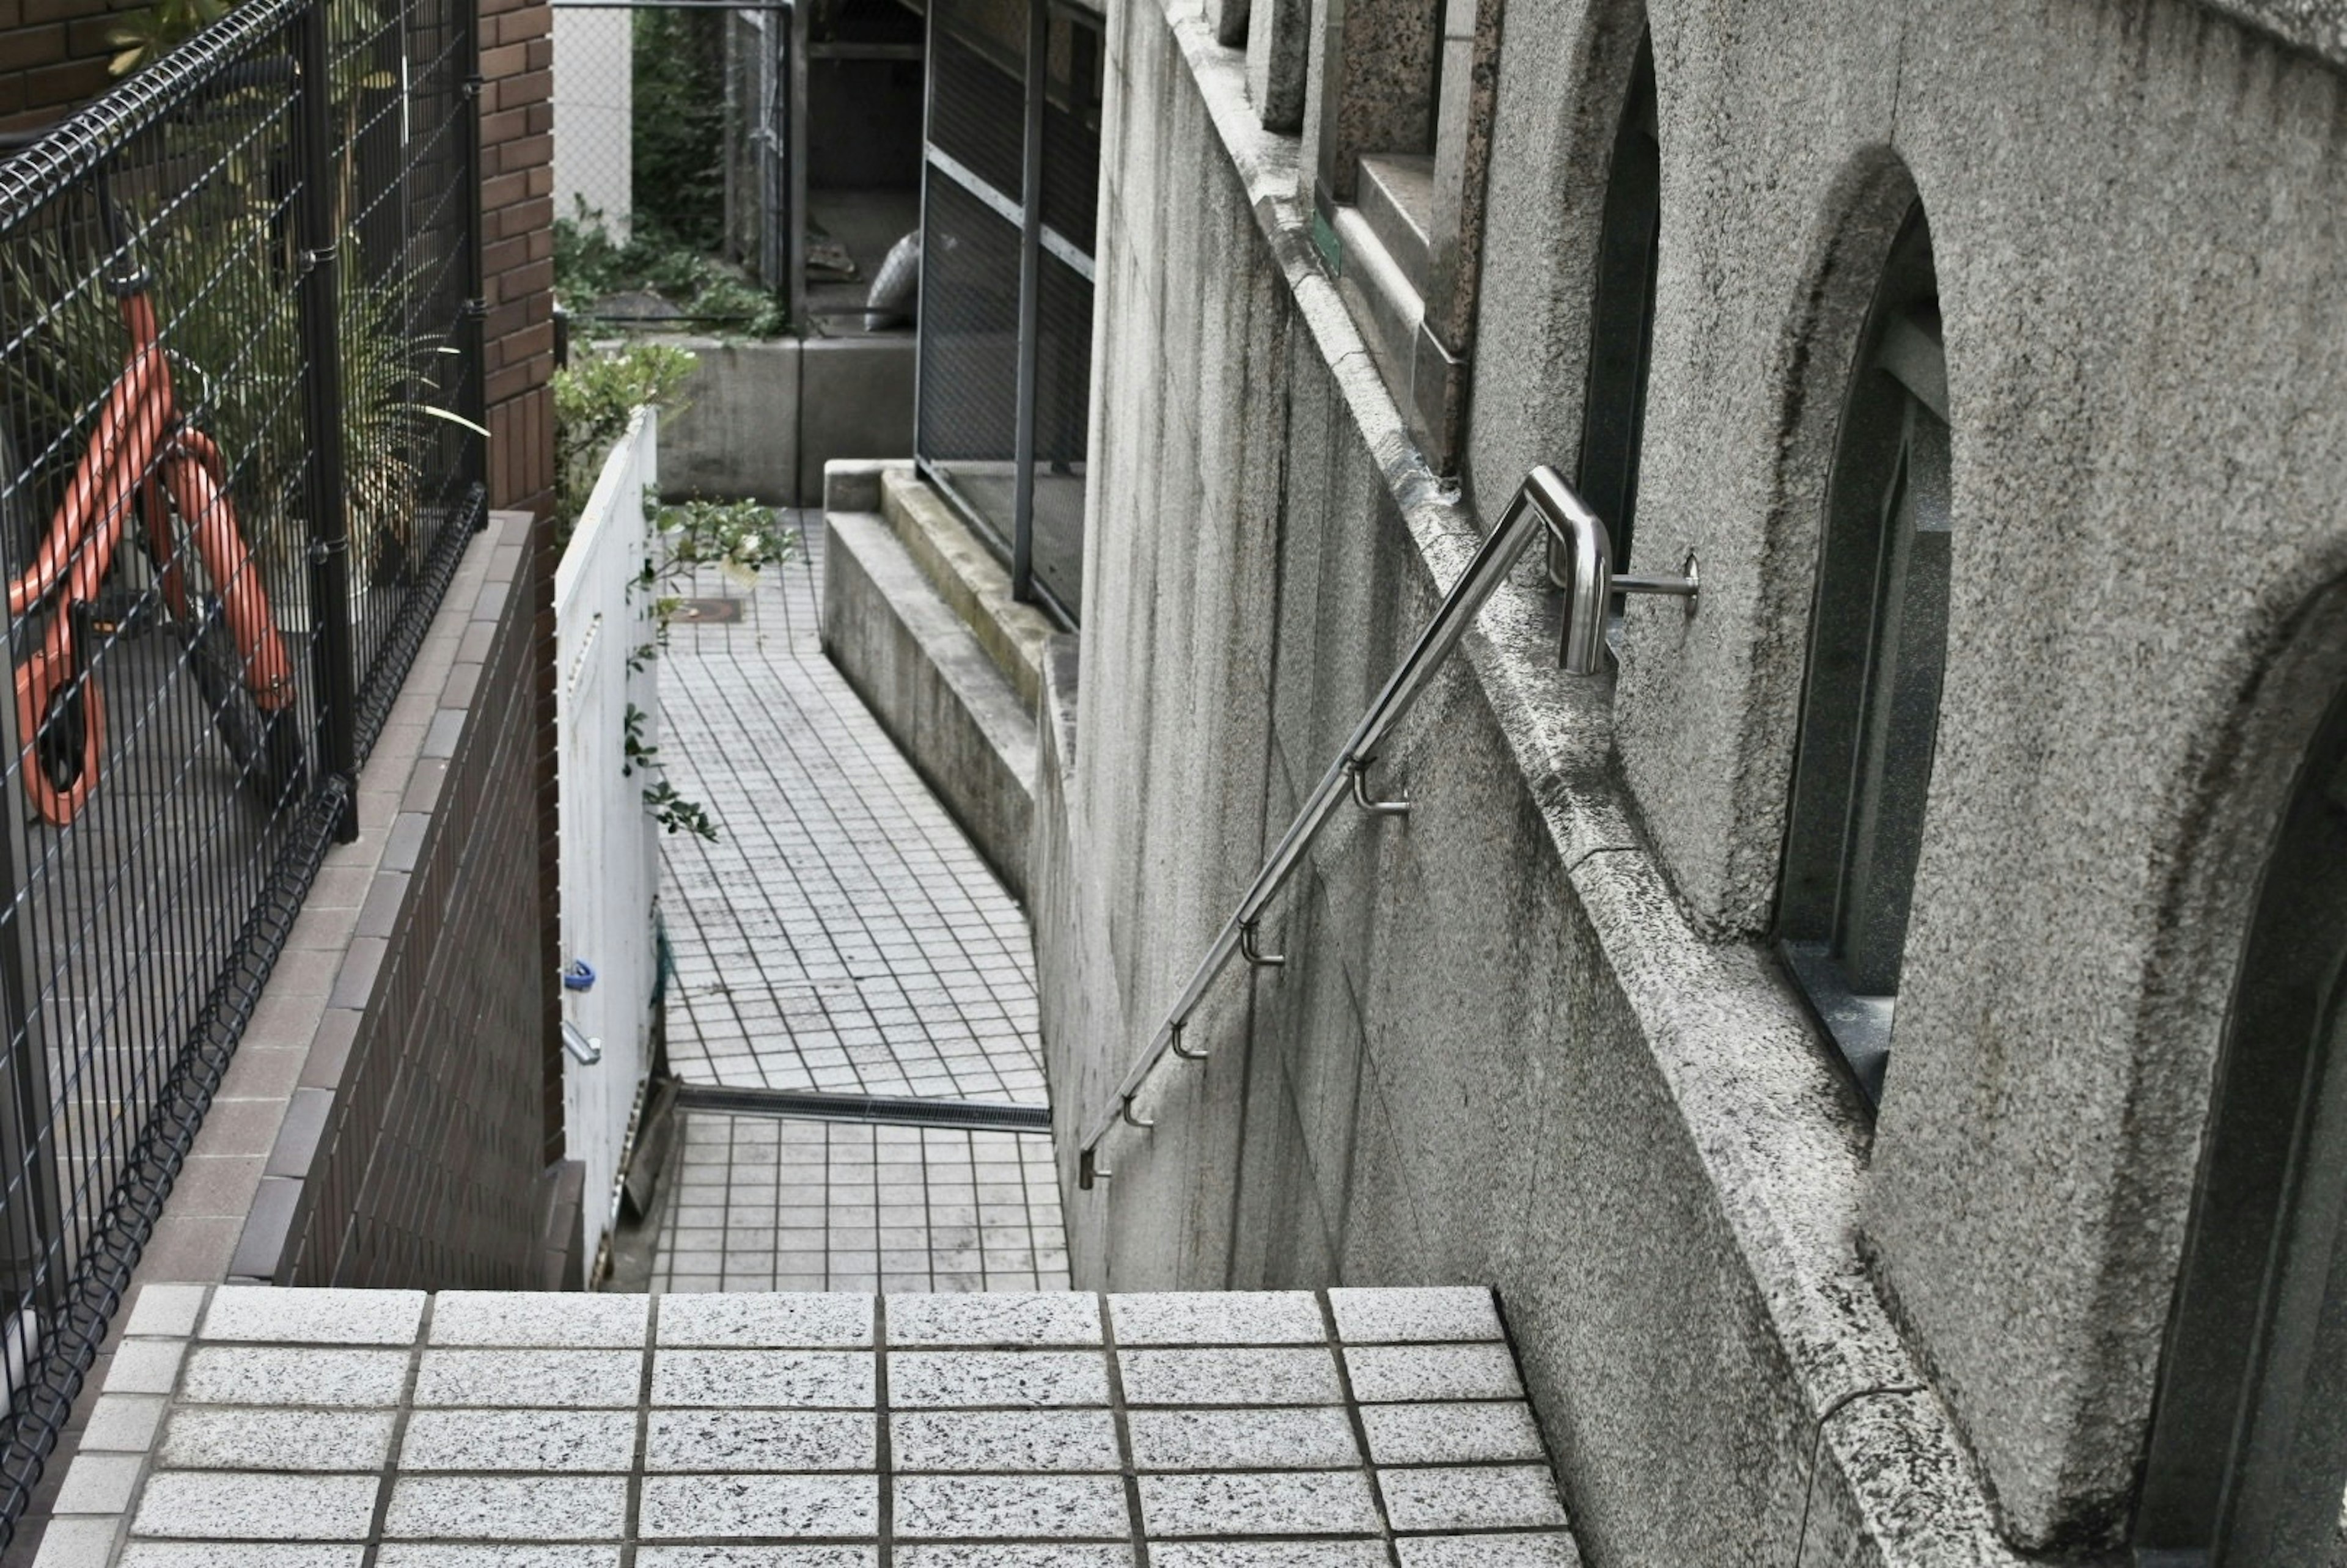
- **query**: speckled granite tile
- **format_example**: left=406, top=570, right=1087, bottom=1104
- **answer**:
left=1137, top=1472, right=1380, bottom=1537
left=891, top=1410, right=1121, bottom=1472
left=1378, top=1465, right=1567, bottom=1531
left=645, top=1410, right=876, bottom=1472
left=1117, top=1349, right=1342, bottom=1407
left=1126, top=1408, right=1360, bottom=1471
left=887, top=1351, right=1109, bottom=1409
left=1107, top=1294, right=1323, bottom=1346
left=1359, top=1401, right=1544, bottom=1464
left=892, top=1474, right=1128, bottom=1539
left=887, top=1294, right=1102, bottom=1347
left=160, top=1409, right=397, bottom=1471
left=656, top=1294, right=875, bottom=1349
left=1342, top=1344, right=1521, bottom=1402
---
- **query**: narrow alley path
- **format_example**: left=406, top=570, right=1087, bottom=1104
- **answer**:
left=630, top=514, right=1070, bottom=1293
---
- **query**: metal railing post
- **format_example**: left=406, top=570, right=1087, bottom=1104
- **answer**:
left=1076, top=466, right=1699, bottom=1185
left=292, top=0, right=363, bottom=843
left=461, top=0, right=490, bottom=521
left=1007, top=0, right=1047, bottom=601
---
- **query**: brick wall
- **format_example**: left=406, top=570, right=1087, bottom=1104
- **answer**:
left=477, top=0, right=557, bottom=519
left=0, top=0, right=137, bottom=133
left=277, top=516, right=559, bottom=1288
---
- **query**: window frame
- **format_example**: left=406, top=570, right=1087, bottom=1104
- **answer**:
left=1775, top=206, right=1948, bottom=1107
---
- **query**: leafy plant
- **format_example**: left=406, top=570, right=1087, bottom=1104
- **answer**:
left=554, top=203, right=787, bottom=339
left=623, top=703, right=716, bottom=840
left=630, top=6, right=726, bottom=254
left=0, top=166, right=461, bottom=590
left=552, top=340, right=698, bottom=540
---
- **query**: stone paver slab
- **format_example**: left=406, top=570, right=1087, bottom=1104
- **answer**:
left=1107, top=1293, right=1323, bottom=1346
left=1148, top=1546, right=1386, bottom=1567
left=1126, top=1408, right=1359, bottom=1471
left=399, top=1409, right=639, bottom=1472
left=132, top=1472, right=380, bottom=1540
left=887, top=1351, right=1109, bottom=1409
left=119, top=1547, right=365, bottom=1567
left=201, top=1288, right=424, bottom=1346
left=891, top=1474, right=1128, bottom=1539
left=160, top=1409, right=397, bottom=1471
left=1342, top=1344, right=1522, bottom=1402
left=383, top=1476, right=628, bottom=1540
left=652, top=1349, right=874, bottom=1408
left=887, top=1293, right=1101, bottom=1346
left=656, top=1294, right=874, bottom=1348
left=890, top=1410, right=1122, bottom=1471
left=645, top=1410, right=876, bottom=1472
left=896, top=1548, right=1133, bottom=1566
left=413, top=1349, right=642, bottom=1409
left=1117, top=1349, right=1342, bottom=1407
left=179, top=1347, right=408, bottom=1407
left=1378, top=1465, right=1567, bottom=1531
left=1137, top=1473, right=1379, bottom=1537
left=1394, top=1535, right=1582, bottom=1566
left=637, top=1473, right=879, bottom=1539
left=428, top=1293, right=648, bottom=1347
left=1359, top=1400, right=1545, bottom=1464
left=1326, top=1288, right=1501, bottom=1344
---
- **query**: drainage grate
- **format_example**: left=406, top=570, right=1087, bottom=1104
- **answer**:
left=671, top=1083, right=1052, bottom=1134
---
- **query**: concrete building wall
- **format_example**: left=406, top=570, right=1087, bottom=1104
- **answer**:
left=1038, top=0, right=2347, bottom=1561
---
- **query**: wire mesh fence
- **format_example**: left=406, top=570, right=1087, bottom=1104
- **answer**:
left=914, top=0, right=1100, bottom=623
left=549, top=0, right=791, bottom=334
left=0, top=0, right=485, bottom=1536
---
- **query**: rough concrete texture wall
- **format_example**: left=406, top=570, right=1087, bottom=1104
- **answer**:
left=1475, top=0, right=2347, bottom=1550
left=1045, top=0, right=2347, bottom=1561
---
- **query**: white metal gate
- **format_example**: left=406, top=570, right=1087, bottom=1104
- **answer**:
left=554, top=408, right=662, bottom=1270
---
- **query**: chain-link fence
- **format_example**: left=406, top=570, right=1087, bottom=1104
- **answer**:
left=0, top=0, right=485, bottom=1534
left=550, top=0, right=792, bottom=333
left=915, top=0, right=1101, bottom=623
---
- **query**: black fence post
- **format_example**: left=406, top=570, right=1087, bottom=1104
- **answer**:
left=291, top=0, right=364, bottom=843
left=461, top=0, right=490, bottom=526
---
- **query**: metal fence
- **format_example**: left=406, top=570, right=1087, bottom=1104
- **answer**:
left=914, top=0, right=1100, bottom=623
left=0, top=0, right=484, bottom=1534
left=549, top=0, right=795, bottom=331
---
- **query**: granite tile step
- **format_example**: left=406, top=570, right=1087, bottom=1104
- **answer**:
left=40, top=1285, right=1582, bottom=1567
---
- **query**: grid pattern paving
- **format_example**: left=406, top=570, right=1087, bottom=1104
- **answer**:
left=41, top=1284, right=1584, bottom=1566
left=658, top=514, right=1045, bottom=1105
left=648, top=1117, right=1071, bottom=1293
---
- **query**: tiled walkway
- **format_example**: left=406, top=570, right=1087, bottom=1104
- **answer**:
left=641, top=515, right=1065, bottom=1292
left=658, top=516, right=1045, bottom=1107
left=645, top=1119, right=1068, bottom=1292
left=40, top=1284, right=1584, bottom=1566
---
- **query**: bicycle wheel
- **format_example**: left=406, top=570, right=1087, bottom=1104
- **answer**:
left=182, top=600, right=306, bottom=812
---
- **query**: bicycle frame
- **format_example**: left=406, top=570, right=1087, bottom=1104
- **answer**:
left=10, top=262, right=297, bottom=826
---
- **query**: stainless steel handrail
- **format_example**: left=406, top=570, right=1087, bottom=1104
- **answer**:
left=1077, top=465, right=1696, bottom=1186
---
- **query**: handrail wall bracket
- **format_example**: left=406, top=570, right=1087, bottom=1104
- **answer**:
left=1075, top=466, right=1694, bottom=1189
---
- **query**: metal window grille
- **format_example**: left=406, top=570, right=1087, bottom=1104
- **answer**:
left=0, top=0, right=487, bottom=1536
left=914, top=0, right=1100, bottom=624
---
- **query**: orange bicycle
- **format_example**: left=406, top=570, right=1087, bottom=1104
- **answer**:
left=0, top=147, right=306, bottom=826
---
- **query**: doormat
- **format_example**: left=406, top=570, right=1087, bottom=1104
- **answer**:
left=674, top=598, right=743, bottom=624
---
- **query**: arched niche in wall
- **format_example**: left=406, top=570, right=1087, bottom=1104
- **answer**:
left=1774, top=201, right=1948, bottom=1108
left=2136, top=661, right=2347, bottom=1567
left=1573, top=29, right=1659, bottom=573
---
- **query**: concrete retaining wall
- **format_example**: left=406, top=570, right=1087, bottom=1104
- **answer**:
left=822, top=512, right=1038, bottom=903
left=659, top=335, right=916, bottom=506
left=1036, top=0, right=2347, bottom=1561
